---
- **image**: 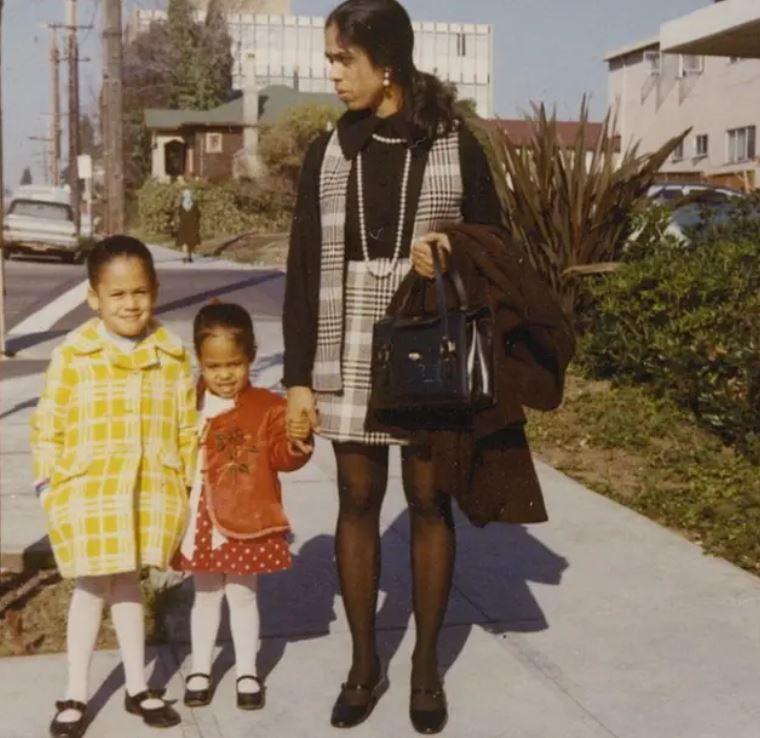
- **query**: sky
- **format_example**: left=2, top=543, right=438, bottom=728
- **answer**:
left=3, top=0, right=709, bottom=187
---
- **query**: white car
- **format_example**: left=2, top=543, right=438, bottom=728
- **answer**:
left=2, top=185, right=93, bottom=262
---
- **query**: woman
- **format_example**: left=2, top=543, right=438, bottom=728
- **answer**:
left=282, top=1, right=503, bottom=732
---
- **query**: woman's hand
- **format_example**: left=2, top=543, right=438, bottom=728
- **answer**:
left=286, top=386, right=319, bottom=454
left=410, top=232, right=452, bottom=279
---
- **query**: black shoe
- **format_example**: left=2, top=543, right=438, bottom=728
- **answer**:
left=409, top=686, right=448, bottom=734
left=236, top=675, right=265, bottom=711
left=124, top=689, right=181, bottom=728
left=50, top=700, right=87, bottom=738
left=184, top=673, right=212, bottom=707
left=330, top=674, right=387, bottom=729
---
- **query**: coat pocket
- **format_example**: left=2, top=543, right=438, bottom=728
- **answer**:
left=50, top=451, right=92, bottom=486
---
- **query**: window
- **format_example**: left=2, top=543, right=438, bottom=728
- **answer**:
left=206, top=132, right=223, bottom=154
left=672, top=141, right=684, bottom=162
left=695, top=134, right=709, bottom=158
left=643, top=50, right=661, bottom=75
left=680, top=54, right=704, bottom=76
left=727, top=126, right=756, bottom=163
left=9, top=200, right=72, bottom=222
left=455, top=33, right=466, bottom=57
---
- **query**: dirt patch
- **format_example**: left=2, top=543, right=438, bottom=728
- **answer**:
left=197, top=232, right=290, bottom=267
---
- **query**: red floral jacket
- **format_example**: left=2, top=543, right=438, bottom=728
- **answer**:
left=203, top=384, right=310, bottom=539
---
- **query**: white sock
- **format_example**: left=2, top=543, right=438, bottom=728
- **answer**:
left=61, top=576, right=110, bottom=722
left=225, top=574, right=260, bottom=691
left=110, top=572, right=162, bottom=709
left=188, top=573, right=225, bottom=690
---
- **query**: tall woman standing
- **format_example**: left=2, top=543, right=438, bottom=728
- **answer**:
left=283, top=1, right=503, bottom=732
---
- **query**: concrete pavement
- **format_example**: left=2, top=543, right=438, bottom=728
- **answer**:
left=0, top=245, right=758, bottom=738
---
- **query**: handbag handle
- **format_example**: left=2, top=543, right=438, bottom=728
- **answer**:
left=431, top=244, right=469, bottom=344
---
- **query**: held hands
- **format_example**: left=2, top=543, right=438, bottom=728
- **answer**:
left=286, top=386, right=319, bottom=455
left=410, top=232, right=452, bottom=280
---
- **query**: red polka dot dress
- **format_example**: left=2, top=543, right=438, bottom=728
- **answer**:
left=172, top=391, right=292, bottom=576
left=172, top=489, right=291, bottom=575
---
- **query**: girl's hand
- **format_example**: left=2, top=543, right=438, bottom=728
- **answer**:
left=286, top=386, right=320, bottom=442
left=289, top=438, right=314, bottom=456
left=410, top=232, right=451, bottom=279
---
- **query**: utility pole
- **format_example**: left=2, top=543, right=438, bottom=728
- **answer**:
left=51, top=30, right=61, bottom=186
left=66, top=0, right=81, bottom=235
left=102, top=0, right=124, bottom=234
left=0, top=0, right=7, bottom=357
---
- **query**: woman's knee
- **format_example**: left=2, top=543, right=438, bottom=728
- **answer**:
left=338, top=477, right=385, bottom=519
left=406, top=486, right=453, bottom=524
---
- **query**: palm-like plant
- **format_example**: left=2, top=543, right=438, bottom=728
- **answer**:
left=462, top=100, right=688, bottom=315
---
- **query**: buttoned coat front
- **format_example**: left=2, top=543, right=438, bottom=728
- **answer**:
left=30, top=319, right=198, bottom=579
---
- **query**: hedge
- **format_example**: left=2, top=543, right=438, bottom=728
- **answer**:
left=579, top=238, right=760, bottom=461
left=136, top=179, right=293, bottom=242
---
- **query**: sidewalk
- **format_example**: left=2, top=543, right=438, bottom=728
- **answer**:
left=1, top=247, right=759, bottom=737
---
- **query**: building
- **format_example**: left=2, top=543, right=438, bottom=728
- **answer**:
left=606, top=0, right=760, bottom=190
left=145, top=84, right=340, bottom=182
left=128, top=5, right=494, bottom=117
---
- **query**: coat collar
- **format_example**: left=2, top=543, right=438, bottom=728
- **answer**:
left=336, top=109, right=428, bottom=160
left=70, top=318, right=185, bottom=366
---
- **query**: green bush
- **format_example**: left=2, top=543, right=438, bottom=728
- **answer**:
left=579, top=238, right=760, bottom=460
left=136, top=178, right=292, bottom=242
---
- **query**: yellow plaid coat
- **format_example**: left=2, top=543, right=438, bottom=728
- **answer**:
left=30, top=319, right=198, bottom=578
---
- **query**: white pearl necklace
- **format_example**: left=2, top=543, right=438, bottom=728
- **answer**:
left=356, top=133, right=412, bottom=279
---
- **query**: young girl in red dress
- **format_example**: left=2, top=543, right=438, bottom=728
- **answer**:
left=173, top=302, right=312, bottom=710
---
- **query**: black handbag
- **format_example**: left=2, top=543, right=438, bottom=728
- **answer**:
left=370, top=247, right=496, bottom=428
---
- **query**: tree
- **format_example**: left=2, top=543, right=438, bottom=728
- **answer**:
left=259, top=104, right=342, bottom=189
left=20, top=167, right=32, bottom=185
left=200, top=0, right=234, bottom=107
left=166, top=0, right=232, bottom=111
left=122, top=20, right=173, bottom=189
left=167, top=0, right=199, bottom=110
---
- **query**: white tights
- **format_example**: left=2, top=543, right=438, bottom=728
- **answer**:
left=188, top=573, right=260, bottom=692
left=60, top=572, right=161, bottom=722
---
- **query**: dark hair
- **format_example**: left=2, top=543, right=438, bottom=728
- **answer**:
left=193, top=302, right=257, bottom=360
left=87, top=235, right=157, bottom=287
left=326, top=0, right=456, bottom=141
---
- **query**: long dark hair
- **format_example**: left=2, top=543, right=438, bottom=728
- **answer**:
left=326, top=0, right=456, bottom=141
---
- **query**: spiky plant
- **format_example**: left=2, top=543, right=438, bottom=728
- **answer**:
left=461, top=100, right=688, bottom=315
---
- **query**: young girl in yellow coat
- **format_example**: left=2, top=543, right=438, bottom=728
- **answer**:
left=31, top=236, right=197, bottom=738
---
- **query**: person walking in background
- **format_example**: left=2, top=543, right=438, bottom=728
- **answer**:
left=177, top=188, right=201, bottom=264
left=31, top=236, right=197, bottom=737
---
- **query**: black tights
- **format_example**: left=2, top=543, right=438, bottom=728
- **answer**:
left=334, top=442, right=455, bottom=690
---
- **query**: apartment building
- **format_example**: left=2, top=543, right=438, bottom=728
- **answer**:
left=606, top=0, right=760, bottom=189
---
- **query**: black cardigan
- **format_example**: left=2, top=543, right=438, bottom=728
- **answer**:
left=282, top=110, right=503, bottom=388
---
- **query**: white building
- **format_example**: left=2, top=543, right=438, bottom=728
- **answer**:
left=606, top=0, right=760, bottom=190
left=129, top=5, right=494, bottom=117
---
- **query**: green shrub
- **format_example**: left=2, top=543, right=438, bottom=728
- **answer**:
left=136, top=178, right=292, bottom=242
left=579, top=239, right=760, bottom=460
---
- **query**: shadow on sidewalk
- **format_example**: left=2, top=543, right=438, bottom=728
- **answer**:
left=148, top=507, right=567, bottom=695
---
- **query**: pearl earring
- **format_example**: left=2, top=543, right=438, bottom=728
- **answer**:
left=383, top=69, right=392, bottom=97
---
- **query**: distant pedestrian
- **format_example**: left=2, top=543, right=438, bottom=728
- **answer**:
left=176, top=188, right=200, bottom=263
left=172, top=303, right=312, bottom=712
left=31, top=236, right=198, bottom=737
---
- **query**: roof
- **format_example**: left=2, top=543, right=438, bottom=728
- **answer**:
left=604, top=35, right=660, bottom=62
left=487, top=119, right=616, bottom=151
left=144, top=85, right=341, bottom=131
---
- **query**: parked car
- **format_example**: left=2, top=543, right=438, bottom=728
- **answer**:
left=644, top=182, right=749, bottom=243
left=2, top=185, right=94, bottom=262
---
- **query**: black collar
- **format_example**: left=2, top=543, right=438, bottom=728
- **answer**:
left=336, top=109, right=429, bottom=159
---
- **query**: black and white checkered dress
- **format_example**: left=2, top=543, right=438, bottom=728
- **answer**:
left=314, top=129, right=464, bottom=445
